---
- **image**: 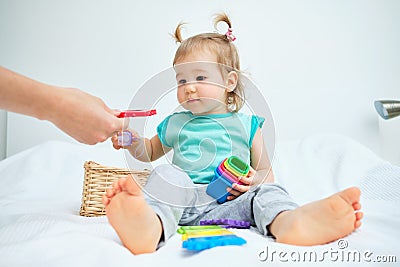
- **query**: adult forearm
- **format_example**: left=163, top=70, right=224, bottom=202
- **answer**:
left=0, top=66, right=57, bottom=120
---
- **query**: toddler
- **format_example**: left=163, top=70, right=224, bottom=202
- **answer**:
left=103, top=13, right=363, bottom=254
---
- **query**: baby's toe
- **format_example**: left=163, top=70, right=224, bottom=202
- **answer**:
left=106, top=187, right=115, bottom=198
left=353, top=202, right=361, bottom=211
left=102, top=195, right=110, bottom=205
left=355, top=211, right=363, bottom=220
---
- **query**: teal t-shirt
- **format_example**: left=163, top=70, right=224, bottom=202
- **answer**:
left=157, top=111, right=265, bottom=184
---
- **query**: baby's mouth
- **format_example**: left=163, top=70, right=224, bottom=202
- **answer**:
left=187, top=98, right=200, bottom=103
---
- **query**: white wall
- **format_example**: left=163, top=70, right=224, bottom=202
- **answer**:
left=0, top=110, right=6, bottom=159
left=1, top=0, right=399, bottom=160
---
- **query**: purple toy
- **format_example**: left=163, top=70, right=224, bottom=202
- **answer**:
left=117, top=131, right=133, bottom=146
left=200, top=219, right=250, bottom=229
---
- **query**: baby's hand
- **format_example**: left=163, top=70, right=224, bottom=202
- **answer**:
left=111, top=132, right=123, bottom=150
left=226, top=167, right=256, bottom=201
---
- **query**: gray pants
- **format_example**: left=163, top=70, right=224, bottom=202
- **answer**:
left=142, top=165, right=298, bottom=243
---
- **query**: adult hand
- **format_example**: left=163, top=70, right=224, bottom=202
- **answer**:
left=48, top=87, right=128, bottom=145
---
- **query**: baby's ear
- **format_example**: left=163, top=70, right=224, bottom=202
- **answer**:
left=226, top=71, right=238, bottom=92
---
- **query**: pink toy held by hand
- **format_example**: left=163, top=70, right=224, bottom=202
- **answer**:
left=117, top=109, right=157, bottom=118
left=117, top=109, right=157, bottom=146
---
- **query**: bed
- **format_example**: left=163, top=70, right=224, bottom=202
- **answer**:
left=0, top=134, right=399, bottom=267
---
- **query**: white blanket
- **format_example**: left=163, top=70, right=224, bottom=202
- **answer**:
left=0, top=134, right=399, bottom=267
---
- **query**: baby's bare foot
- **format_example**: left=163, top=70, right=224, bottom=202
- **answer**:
left=102, top=175, right=162, bottom=254
left=269, top=187, right=363, bottom=246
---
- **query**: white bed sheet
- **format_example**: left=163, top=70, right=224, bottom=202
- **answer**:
left=0, top=134, right=399, bottom=267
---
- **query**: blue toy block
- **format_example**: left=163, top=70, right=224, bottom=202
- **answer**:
left=206, top=170, right=234, bottom=204
left=182, top=235, right=246, bottom=251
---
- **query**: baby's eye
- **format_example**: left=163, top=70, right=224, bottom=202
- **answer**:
left=196, top=76, right=206, bottom=81
left=178, top=79, right=187, bottom=84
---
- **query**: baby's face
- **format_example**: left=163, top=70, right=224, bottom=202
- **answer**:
left=174, top=51, right=230, bottom=115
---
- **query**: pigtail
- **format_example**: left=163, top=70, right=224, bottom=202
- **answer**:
left=213, top=13, right=232, bottom=30
left=172, top=22, right=185, bottom=43
left=213, top=13, right=236, bottom=42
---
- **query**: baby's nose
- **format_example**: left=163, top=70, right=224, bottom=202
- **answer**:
left=184, top=83, right=196, bottom=93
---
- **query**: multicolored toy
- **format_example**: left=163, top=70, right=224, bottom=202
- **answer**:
left=177, top=225, right=246, bottom=251
left=117, top=109, right=157, bottom=146
left=206, top=156, right=250, bottom=203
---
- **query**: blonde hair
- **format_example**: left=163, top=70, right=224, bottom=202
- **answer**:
left=172, top=13, right=244, bottom=112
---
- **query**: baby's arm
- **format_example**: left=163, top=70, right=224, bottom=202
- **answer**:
left=111, top=130, right=171, bottom=162
left=227, top=128, right=273, bottom=200
left=249, top=128, right=275, bottom=184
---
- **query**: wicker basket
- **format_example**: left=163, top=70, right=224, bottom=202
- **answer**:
left=80, top=161, right=150, bottom=217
